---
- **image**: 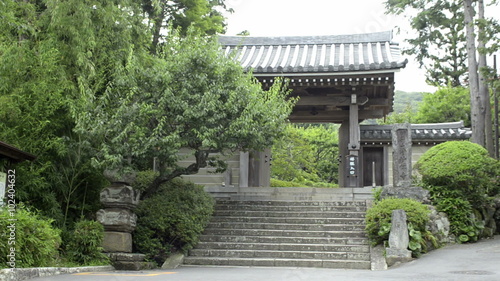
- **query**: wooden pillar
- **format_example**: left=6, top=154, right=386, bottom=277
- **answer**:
left=346, top=93, right=361, bottom=187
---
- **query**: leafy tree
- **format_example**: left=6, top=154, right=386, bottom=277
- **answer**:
left=140, top=0, right=228, bottom=54
left=378, top=103, right=417, bottom=125
left=271, top=124, right=339, bottom=185
left=415, top=86, right=471, bottom=126
left=385, top=0, right=467, bottom=86
left=0, top=0, right=149, bottom=226
left=76, top=29, right=295, bottom=199
left=272, top=125, right=320, bottom=183
left=386, top=0, right=499, bottom=153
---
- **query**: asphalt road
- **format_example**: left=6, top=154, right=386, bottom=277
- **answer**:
left=31, top=236, right=500, bottom=281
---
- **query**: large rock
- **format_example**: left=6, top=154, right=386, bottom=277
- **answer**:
left=100, top=184, right=140, bottom=210
left=426, top=206, right=452, bottom=246
left=162, top=253, right=185, bottom=269
left=103, top=232, right=132, bottom=253
left=380, top=186, right=430, bottom=204
left=96, top=208, right=137, bottom=233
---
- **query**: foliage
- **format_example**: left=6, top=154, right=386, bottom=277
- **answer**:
left=415, top=86, right=471, bottom=127
left=141, top=0, right=228, bottom=54
left=0, top=0, right=147, bottom=227
left=271, top=124, right=339, bottom=185
left=416, top=141, right=500, bottom=242
left=77, top=29, right=295, bottom=199
left=65, top=220, right=109, bottom=265
left=365, top=198, right=434, bottom=257
left=378, top=103, right=417, bottom=125
left=416, top=141, right=499, bottom=207
left=0, top=205, right=61, bottom=268
left=385, top=0, right=467, bottom=86
left=133, top=178, right=214, bottom=266
left=270, top=178, right=338, bottom=188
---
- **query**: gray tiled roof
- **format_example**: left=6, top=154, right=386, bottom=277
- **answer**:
left=360, top=122, right=472, bottom=142
left=219, top=31, right=407, bottom=74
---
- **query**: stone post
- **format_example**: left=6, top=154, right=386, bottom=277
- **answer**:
left=392, top=123, right=412, bottom=188
left=385, top=209, right=412, bottom=266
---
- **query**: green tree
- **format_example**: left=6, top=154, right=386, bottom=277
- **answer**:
left=0, top=0, right=149, bottom=226
left=140, top=0, right=228, bottom=54
left=385, top=0, right=467, bottom=86
left=271, top=125, right=319, bottom=183
left=415, top=86, right=471, bottom=126
left=76, top=29, right=295, bottom=199
left=271, top=124, right=339, bottom=185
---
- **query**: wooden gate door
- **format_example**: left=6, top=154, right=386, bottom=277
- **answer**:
left=362, top=147, right=384, bottom=187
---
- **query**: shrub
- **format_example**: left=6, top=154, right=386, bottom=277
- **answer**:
left=65, top=219, right=109, bottom=265
left=365, top=198, right=434, bottom=257
left=270, top=178, right=338, bottom=188
left=416, top=141, right=500, bottom=207
left=0, top=205, right=61, bottom=268
left=416, top=141, right=500, bottom=242
left=133, top=178, right=214, bottom=266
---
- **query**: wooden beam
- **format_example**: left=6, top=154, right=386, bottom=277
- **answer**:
left=289, top=109, right=384, bottom=122
left=296, top=96, right=388, bottom=106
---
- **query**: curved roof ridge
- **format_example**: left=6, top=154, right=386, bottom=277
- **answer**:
left=219, top=31, right=394, bottom=46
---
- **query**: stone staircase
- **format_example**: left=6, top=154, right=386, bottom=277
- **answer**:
left=183, top=192, right=373, bottom=269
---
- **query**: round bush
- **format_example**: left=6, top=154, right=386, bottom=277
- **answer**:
left=415, top=141, right=500, bottom=242
left=416, top=141, right=500, bottom=206
left=133, top=178, right=214, bottom=266
left=0, top=205, right=61, bottom=268
left=365, top=198, right=432, bottom=256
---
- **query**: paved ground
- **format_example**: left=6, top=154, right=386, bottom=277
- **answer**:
left=31, top=236, right=500, bottom=281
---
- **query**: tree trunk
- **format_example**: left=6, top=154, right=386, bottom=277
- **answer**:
left=478, top=0, right=494, bottom=156
left=464, top=0, right=485, bottom=147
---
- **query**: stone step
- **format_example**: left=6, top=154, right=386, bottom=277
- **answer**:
left=215, top=200, right=367, bottom=207
left=206, top=222, right=366, bottom=231
left=198, top=235, right=369, bottom=245
left=183, top=257, right=371, bottom=269
left=185, top=199, right=371, bottom=269
left=210, top=216, right=366, bottom=225
left=188, top=249, right=371, bottom=261
left=214, top=204, right=367, bottom=212
left=213, top=210, right=366, bottom=218
left=203, top=228, right=367, bottom=238
left=194, top=242, right=370, bottom=253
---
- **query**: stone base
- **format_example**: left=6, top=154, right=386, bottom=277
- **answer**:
left=103, top=232, right=132, bottom=253
left=107, top=253, right=146, bottom=262
left=385, top=247, right=412, bottom=267
left=114, top=261, right=156, bottom=271
left=107, top=252, right=156, bottom=271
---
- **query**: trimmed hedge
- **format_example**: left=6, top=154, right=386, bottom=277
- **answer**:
left=416, top=141, right=500, bottom=242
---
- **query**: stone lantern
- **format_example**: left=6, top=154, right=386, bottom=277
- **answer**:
left=97, top=178, right=152, bottom=270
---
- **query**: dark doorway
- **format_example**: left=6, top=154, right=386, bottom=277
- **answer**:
left=362, top=147, right=384, bottom=187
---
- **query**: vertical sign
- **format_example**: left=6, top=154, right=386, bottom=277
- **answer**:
left=0, top=172, right=6, bottom=206
left=346, top=155, right=358, bottom=177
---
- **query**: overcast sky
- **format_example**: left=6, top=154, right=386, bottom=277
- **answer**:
left=223, top=0, right=499, bottom=93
